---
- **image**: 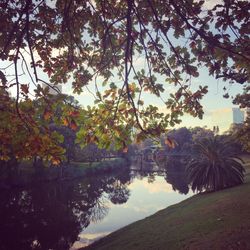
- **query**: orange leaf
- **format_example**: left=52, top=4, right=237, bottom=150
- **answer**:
left=51, top=157, right=61, bottom=165
left=165, top=138, right=176, bottom=148
left=69, top=110, right=80, bottom=117
left=123, top=146, right=128, bottom=153
left=63, top=117, right=69, bottom=126
left=43, top=109, right=52, bottom=120
left=70, top=119, right=77, bottom=131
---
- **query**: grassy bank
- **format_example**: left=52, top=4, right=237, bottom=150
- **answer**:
left=0, top=158, right=128, bottom=189
left=85, top=156, right=250, bottom=250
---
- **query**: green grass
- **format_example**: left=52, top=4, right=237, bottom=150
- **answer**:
left=85, top=156, right=250, bottom=250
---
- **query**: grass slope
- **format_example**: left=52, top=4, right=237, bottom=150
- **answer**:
left=85, top=158, right=250, bottom=250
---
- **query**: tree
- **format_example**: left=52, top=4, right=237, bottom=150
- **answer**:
left=233, top=85, right=250, bottom=109
left=162, top=127, right=192, bottom=153
left=187, top=136, right=245, bottom=192
left=0, top=0, right=249, bottom=161
left=230, top=112, right=250, bottom=153
left=190, top=126, right=214, bottom=143
left=0, top=89, right=66, bottom=164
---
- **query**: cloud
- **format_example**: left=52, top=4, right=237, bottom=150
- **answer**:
left=211, top=107, right=233, bottom=132
left=129, top=178, right=173, bottom=194
left=202, top=0, right=223, bottom=10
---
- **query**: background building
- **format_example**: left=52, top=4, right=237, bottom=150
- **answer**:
left=232, top=108, right=244, bottom=124
left=212, top=107, right=246, bottom=133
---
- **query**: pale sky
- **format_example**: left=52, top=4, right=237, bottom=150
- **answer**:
left=60, top=63, right=244, bottom=133
left=2, top=49, right=244, bottom=133
left=1, top=0, right=244, bottom=133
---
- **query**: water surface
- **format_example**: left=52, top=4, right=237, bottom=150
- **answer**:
left=0, top=157, right=193, bottom=250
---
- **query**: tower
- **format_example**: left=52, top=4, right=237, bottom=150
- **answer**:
left=232, top=108, right=244, bottom=124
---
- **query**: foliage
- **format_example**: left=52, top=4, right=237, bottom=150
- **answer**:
left=74, top=143, right=106, bottom=163
left=0, top=90, right=66, bottom=164
left=233, top=85, right=250, bottom=108
left=187, top=136, right=245, bottom=192
left=162, top=127, right=192, bottom=153
left=230, top=112, right=250, bottom=152
left=190, top=126, right=214, bottom=143
left=0, top=0, right=250, bottom=161
left=50, top=124, right=77, bottom=163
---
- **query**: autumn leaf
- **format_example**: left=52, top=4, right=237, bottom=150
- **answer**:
left=63, top=117, right=69, bottom=126
left=51, top=157, right=61, bottom=165
left=165, top=138, right=177, bottom=148
left=21, top=84, right=29, bottom=94
left=43, top=108, right=52, bottom=120
left=44, top=67, right=53, bottom=77
left=123, top=146, right=128, bottom=153
left=70, top=119, right=77, bottom=131
left=69, top=110, right=80, bottom=117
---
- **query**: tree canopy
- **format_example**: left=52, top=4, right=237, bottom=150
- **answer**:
left=0, top=0, right=249, bottom=162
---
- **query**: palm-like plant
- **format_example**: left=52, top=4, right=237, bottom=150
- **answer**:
left=187, top=136, right=245, bottom=192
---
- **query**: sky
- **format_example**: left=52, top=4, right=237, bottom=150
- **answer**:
left=2, top=42, right=244, bottom=134
left=60, top=65, right=244, bottom=133
left=1, top=0, right=245, bottom=133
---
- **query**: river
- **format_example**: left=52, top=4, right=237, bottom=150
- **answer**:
left=0, top=157, right=193, bottom=250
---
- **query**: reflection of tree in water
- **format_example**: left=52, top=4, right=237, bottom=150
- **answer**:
left=0, top=167, right=131, bottom=250
left=131, top=155, right=189, bottom=195
left=163, top=156, right=190, bottom=195
left=107, top=180, right=130, bottom=204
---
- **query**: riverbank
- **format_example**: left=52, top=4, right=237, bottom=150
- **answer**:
left=84, top=156, right=250, bottom=250
left=0, top=158, right=129, bottom=189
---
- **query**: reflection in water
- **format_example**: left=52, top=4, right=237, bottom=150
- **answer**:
left=0, top=157, right=191, bottom=250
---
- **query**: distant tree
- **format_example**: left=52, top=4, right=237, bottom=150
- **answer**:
left=213, top=125, right=220, bottom=135
left=74, top=143, right=105, bottom=163
left=190, top=126, right=214, bottom=143
left=50, top=124, right=76, bottom=164
left=187, top=136, right=245, bottom=192
left=230, top=112, right=250, bottom=153
left=162, top=127, right=192, bottom=153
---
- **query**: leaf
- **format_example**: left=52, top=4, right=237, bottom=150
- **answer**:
left=69, top=110, right=80, bottom=117
left=51, top=157, right=61, bottom=165
left=21, top=84, right=29, bottom=94
left=70, top=119, right=77, bottom=131
left=43, top=108, right=52, bottom=120
left=63, top=117, right=69, bottom=126
left=122, top=146, right=128, bottom=153
left=165, top=138, right=177, bottom=148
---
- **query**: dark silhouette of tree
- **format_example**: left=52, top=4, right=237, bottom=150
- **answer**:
left=187, top=136, right=245, bottom=192
left=164, top=156, right=189, bottom=194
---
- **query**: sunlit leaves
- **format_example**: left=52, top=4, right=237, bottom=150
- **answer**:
left=0, top=0, right=250, bottom=163
left=164, top=137, right=177, bottom=149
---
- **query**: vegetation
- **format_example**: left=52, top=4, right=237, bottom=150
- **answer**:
left=84, top=161, right=250, bottom=250
left=0, top=157, right=128, bottom=189
left=0, top=0, right=250, bottom=162
left=187, top=136, right=245, bottom=192
left=230, top=116, right=250, bottom=154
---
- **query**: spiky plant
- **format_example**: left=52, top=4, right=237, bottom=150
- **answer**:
left=187, top=136, right=245, bottom=192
